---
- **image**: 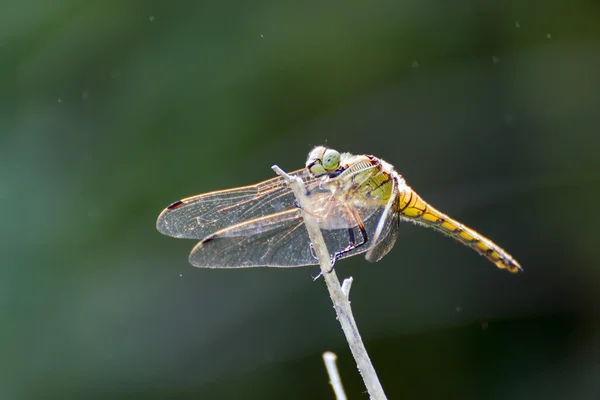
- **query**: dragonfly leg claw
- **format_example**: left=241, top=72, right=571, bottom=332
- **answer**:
left=327, top=255, right=338, bottom=273
left=311, top=256, right=336, bottom=281
left=309, top=243, right=319, bottom=261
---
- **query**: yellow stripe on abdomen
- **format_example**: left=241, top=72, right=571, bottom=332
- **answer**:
left=398, top=188, right=522, bottom=273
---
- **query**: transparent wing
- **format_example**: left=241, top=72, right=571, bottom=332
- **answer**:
left=365, top=180, right=400, bottom=263
left=188, top=196, right=396, bottom=268
left=156, top=168, right=313, bottom=239
left=189, top=209, right=311, bottom=268
left=159, top=162, right=401, bottom=268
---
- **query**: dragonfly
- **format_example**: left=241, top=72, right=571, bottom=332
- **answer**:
left=157, top=146, right=521, bottom=273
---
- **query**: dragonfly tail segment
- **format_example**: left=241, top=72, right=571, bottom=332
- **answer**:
left=398, top=188, right=522, bottom=273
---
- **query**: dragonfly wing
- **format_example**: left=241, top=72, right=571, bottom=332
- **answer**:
left=365, top=181, right=400, bottom=263
left=188, top=201, right=392, bottom=268
left=157, top=168, right=312, bottom=239
left=189, top=208, right=316, bottom=268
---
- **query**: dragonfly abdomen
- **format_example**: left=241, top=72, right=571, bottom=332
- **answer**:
left=398, top=188, right=522, bottom=273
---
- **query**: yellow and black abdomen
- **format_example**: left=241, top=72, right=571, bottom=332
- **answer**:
left=398, top=187, right=522, bottom=273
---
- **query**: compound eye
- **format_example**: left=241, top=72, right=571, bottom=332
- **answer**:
left=309, top=162, right=326, bottom=176
left=322, top=149, right=340, bottom=171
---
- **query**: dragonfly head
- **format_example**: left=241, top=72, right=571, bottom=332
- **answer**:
left=306, top=146, right=341, bottom=177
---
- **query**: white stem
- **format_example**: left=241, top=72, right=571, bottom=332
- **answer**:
left=272, top=165, right=387, bottom=400
left=323, top=351, right=347, bottom=400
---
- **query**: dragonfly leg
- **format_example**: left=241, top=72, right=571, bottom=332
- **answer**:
left=329, top=207, right=369, bottom=273
left=329, top=228, right=354, bottom=267
left=311, top=227, right=361, bottom=278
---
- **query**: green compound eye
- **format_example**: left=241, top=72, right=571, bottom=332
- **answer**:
left=309, top=162, right=326, bottom=176
left=322, top=149, right=340, bottom=171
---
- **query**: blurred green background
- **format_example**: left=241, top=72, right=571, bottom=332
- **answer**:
left=3, top=0, right=600, bottom=399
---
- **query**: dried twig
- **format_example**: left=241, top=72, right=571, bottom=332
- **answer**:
left=323, top=351, right=347, bottom=400
left=272, top=165, right=387, bottom=400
